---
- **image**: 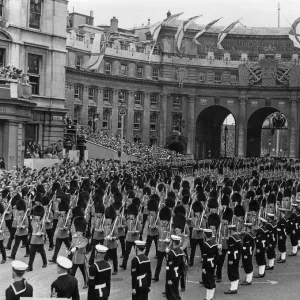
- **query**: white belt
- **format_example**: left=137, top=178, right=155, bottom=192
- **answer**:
left=95, top=283, right=106, bottom=297
left=207, top=258, right=214, bottom=267
left=174, top=266, right=179, bottom=278
left=137, top=274, right=146, bottom=287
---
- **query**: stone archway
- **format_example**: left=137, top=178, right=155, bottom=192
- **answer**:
left=195, top=106, right=236, bottom=159
left=247, top=107, right=288, bottom=157
left=166, top=132, right=187, bottom=154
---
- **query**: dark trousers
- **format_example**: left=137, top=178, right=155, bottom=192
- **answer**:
left=70, top=263, right=87, bottom=283
left=46, top=229, right=54, bottom=248
left=145, top=235, right=158, bottom=256
left=5, top=219, right=12, bottom=235
left=119, top=235, right=126, bottom=256
left=215, top=249, right=227, bottom=280
left=189, top=238, right=204, bottom=265
left=52, top=237, right=71, bottom=262
left=278, top=237, right=287, bottom=253
left=52, top=219, right=58, bottom=235
left=165, top=278, right=180, bottom=300
left=11, top=235, right=30, bottom=258
left=28, top=244, right=47, bottom=268
left=140, top=214, right=148, bottom=237
left=180, top=254, right=188, bottom=290
left=0, top=240, right=6, bottom=261
left=122, top=241, right=135, bottom=269
left=104, top=248, right=118, bottom=272
left=132, top=291, right=149, bottom=300
left=88, top=239, right=104, bottom=265
left=6, top=227, right=16, bottom=250
left=154, top=250, right=166, bottom=280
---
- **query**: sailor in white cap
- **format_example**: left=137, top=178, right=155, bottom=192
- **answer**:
left=131, top=240, right=152, bottom=300
left=165, top=235, right=185, bottom=300
left=50, top=256, right=79, bottom=300
left=5, top=260, right=33, bottom=300
left=87, top=244, right=112, bottom=300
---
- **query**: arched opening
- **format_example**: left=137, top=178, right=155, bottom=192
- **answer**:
left=195, top=106, right=236, bottom=159
left=167, top=142, right=184, bottom=153
left=247, top=107, right=288, bottom=157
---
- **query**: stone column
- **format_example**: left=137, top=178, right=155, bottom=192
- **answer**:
left=82, top=85, right=89, bottom=126
left=127, top=91, right=134, bottom=141
left=3, top=121, right=19, bottom=170
left=237, top=96, right=247, bottom=157
left=160, top=94, right=168, bottom=147
left=187, top=95, right=195, bottom=157
left=289, top=98, right=298, bottom=158
left=111, top=89, right=119, bottom=135
left=97, top=88, right=104, bottom=132
left=143, top=93, right=150, bottom=144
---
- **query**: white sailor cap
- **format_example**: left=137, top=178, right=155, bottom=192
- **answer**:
left=95, top=244, right=108, bottom=253
left=228, top=224, right=236, bottom=230
left=203, top=229, right=213, bottom=234
left=12, top=260, right=28, bottom=271
left=134, top=240, right=146, bottom=248
left=260, top=217, right=268, bottom=223
left=171, top=234, right=181, bottom=241
left=57, top=256, right=73, bottom=269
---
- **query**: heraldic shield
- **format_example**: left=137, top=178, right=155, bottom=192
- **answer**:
left=260, top=57, right=278, bottom=87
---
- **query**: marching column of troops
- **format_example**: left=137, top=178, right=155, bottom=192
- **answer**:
left=1, top=158, right=300, bottom=300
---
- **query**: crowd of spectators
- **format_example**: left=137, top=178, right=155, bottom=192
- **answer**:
left=24, top=141, right=64, bottom=159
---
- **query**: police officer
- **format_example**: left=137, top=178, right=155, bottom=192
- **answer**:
left=88, top=244, right=112, bottom=300
left=131, top=240, right=152, bottom=300
left=5, top=260, right=33, bottom=300
left=51, top=256, right=80, bottom=300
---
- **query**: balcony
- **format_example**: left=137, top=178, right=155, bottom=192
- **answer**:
left=0, top=80, right=32, bottom=100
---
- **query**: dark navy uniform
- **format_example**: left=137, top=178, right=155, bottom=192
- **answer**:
left=277, top=217, right=287, bottom=261
left=5, top=279, right=33, bottom=300
left=88, top=260, right=112, bottom=300
left=241, top=230, right=255, bottom=283
left=131, top=253, right=152, bottom=300
left=51, top=273, right=80, bottom=300
left=202, top=239, right=218, bottom=290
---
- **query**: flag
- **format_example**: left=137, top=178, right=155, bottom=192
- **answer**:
left=217, top=19, right=241, bottom=50
left=175, top=15, right=202, bottom=53
left=193, top=17, right=222, bottom=45
left=289, top=17, right=300, bottom=49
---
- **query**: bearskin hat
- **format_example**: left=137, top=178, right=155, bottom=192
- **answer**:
left=172, top=181, right=180, bottom=191
left=292, top=186, right=296, bottom=196
left=174, top=175, right=182, bottom=183
left=36, top=184, right=45, bottom=195
left=74, top=216, right=87, bottom=232
left=234, top=204, right=246, bottom=217
left=287, top=179, right=293, bottom=188
left=70, top=180, right=78, bottom=189
left=132, top=197, right=141, bottom=208
left=245, top=190, right=255, bottom=201
left=157, top=183, right=166, bottom=192
left=209, top=189, right=217, bottom=198
left=221, top=195, right=230, bottom=206
left=143, top=186, right=151, bottom=196
left=110, top=185, right=119, bottom=195
left=114, top=192, right=123, bottom=203
left=208, top=197, right=218, bottom=209
left=33, top=205, right=45, bottom=217
left=147, top=199, right=158, bottom=212
left=207, top=213, right=221, bottom=229
left=16, top=200, right=26, bottom=211
left=127, top=190, right=135, bottom=199
left=233, top=182, right=241, bottom=193
left=174, top=205, right=186, bottom=216
left=149, top=178, right=156, bottom=187
left=11, top=194, right=22, bottom=208
left=79, top=191, right=89, bottom=202
left=93, top=194, right=103, bottom=204
left=267, top=193, right=276, bottom=204
left=264, top=185, right=271, bottom=194
left=150, top=194, right=160, bottom=202
left=41, top=196, right=50, bottom=206
left=226, top=179, right=233, bottom=187
left=95, top=202, right=105, bottom=214
left=159, top=206, right=171, bottom=221
left=58, top=200, right=69, bottom=212
left=231, top=192, right=242, bottom=204
left=113, top=200, right=122, bottom=210
left=21, top=187, right=29, bottom=198
left=182, top=180, right=190, bottom=189
left=77, top=198, right=87, bottom=210
left=192, top=201, right=203, bottom=214
left=182, top=195, right=190, bottom=205
left=52, top=182, right=61, bottom=192
left=105, top=206, right=116, bottom=220
left=172, top=213, right=186, bottom=231
left=284, top=188, right=291, bottom=198
left=181, top=188, right=190, bottom=197
left=197, top=192, right=206, bottom=202
left=0, top=203, right=4, bottom=215
left=297, top=184, right=300, bottom=193
left=72, top=205, right=84, bottom=218
left=248, top=199, right=260, bottom=212
left=251, top=179, right=259, bottom=187
left=196, top=185, right=203, bottom=194
left=34, top=193, right=43, bottom=204
left=137, top=181, right=144, bottom=189
left=165, top=197, right=175, bottom=208
left=1, top=189, right=9, bottom=199
left=127, top=203, right=138, bottom=216
left=222, top=207, right=233, bottom=223
left=167, top=191, right=176, bottom=200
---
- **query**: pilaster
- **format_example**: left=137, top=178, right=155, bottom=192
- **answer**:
left=143, top=93, right=150, bottom=144
left=187, top=95, right=195, bottom=157
left=111, top=89, right=119, bottom=134
left=127, top=91, right=134, bottom=141
left=289, top=98, right=298, bottom=158
left=3, top=121, right=19, bottom=170
left=82, top=85, right=89, bottom=126
left=160, top=94, right=168, bottom=147
left=237, top=96, right=247, bottom=157
left=97, top=88, right=104, bottom=132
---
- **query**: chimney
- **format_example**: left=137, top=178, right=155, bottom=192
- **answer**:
left=90, top=10, right=94, bottom=17
left=110, top=16, right=118, bottom=31
left=167, top=10, right=171, bottom=18
left=147, top=19, right=150, bottom=26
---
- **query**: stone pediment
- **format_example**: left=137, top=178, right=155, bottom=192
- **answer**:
left=0, top=30, right=12, bottom=41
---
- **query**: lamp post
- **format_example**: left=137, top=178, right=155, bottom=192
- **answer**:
left=224, top=125, right=228, bottom=157
left=119, top=101, right=126, bottom=165
left=268, top=142, right=272, bottom=156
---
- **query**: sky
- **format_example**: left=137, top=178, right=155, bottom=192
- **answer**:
left=69, top=0, right=300, bottom=29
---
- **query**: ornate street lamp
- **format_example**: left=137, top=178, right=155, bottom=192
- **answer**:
left=224, top=125, right=228, bottom=157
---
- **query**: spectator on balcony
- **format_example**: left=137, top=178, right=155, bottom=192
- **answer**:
left=0, top=157, right=5, bottom=169
left=56, top=140, right=63, bottom=159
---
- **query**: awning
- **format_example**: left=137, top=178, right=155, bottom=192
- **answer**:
left=89, top=100, right=97, bottom=107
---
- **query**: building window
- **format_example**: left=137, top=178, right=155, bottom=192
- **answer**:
left=118, top=114, right=122, bottom=129
left=150, top=94, right=157, bottom=106
left=121, top=64, right=127, bottom=76
left=134, top=137, right=141, bottom=143
left=88, top=87, right=94, bottom=100
left=29, top=0, right=42, bottom=30
left=119, top=91, right=125, bottom=103
left=230, top=74, right=238, bottom=83
left=0, top=49, right=5, bottom=67
left=152, top=68, right=159, bottom=80
left=173, top=96, right=180, bottom=108
left=215, top=73, right=221, bottom=83
left=76, top=56, right=82, bottom=70
left=150, top=113, right=157, bottom=131
left=74, top=106, right=81, bottom=123
left=76, top=34, right=84, bottom=42
left=74, top=86, right=80, bottom=99
left=103, top=112, right=109, bottom=129
left=134, top=93, right=142, bottom=106
left=199, top=72, right=206, bottom=82
left=137, top=66, right=143, bottom=78
left=172, top=115, right=181, bottom=131
left=105, top=62, right=111, bottom=74
left=103, top=89, right=111, bottom=102
left=0, top=0, right=4, bottom=17
left=28, top=54, right=41, bottom=95
left=150, top=138, right=157, bottom=146
left=134, top=113, right=141, bottom=130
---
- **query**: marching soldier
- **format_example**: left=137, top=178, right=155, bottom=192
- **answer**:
left=0, top=202, right=7, bottom=263
left=131, top=240, right=152, bottom=300
left=68, top=216, right=88, bottom=289
left=51, top=256, right=80, bottom=300
left=27, top=205, right=47, bottom=271
left=5, top=260, right=33, bottom=300
left=42, top=196, right=54, bottom=251
left=87, top=244, right=111, bottom=300
left=277, top=195, right=288, bottom=263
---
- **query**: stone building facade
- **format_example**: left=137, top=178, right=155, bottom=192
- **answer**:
left=66, top=13, right=300, bottom=159
left=0, top=0, right=68, bottom=169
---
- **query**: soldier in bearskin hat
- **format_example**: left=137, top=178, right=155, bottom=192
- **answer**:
left=277, top=195, right=288, bottom=264
left=0, top=202, right=6, bottom=263
left=42, top=196, right=54, bottom=251
left=68, top=216, right=88, bottom=289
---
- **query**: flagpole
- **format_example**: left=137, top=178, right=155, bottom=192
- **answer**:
left=278, top=2, right=280, bottom=28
